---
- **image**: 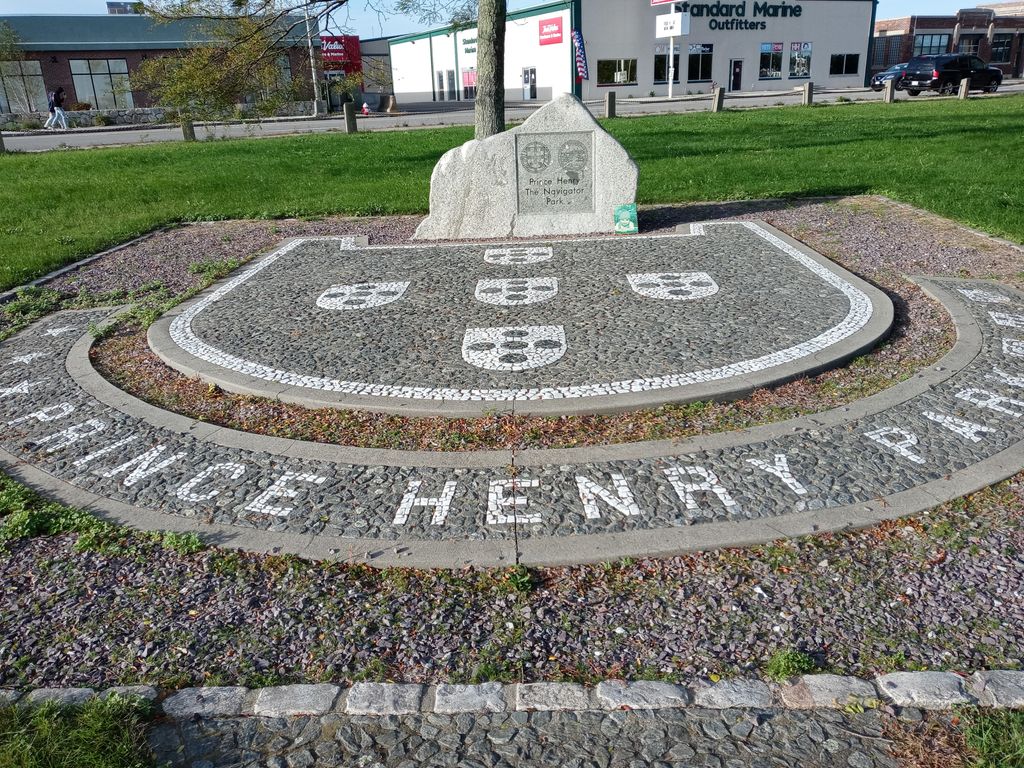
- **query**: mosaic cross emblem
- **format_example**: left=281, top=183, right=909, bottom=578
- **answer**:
left=484, top=247, right=553, bottom=266
left=461, top=326, right=567, bottom=371
left=519, top=141, right=552, bottom=173
left=475, top=277, right=558, bottom=307
left=316, top=282, right=410, bottom=311
left=627, top=272, right=719, bottom=301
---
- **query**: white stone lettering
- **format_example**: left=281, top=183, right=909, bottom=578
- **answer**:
left=8, top=353, right=48, bottom=365
left=244, top=471, right=327, bottom=517
left=392, top=479, right=459, bottom=526
left=7, top=402, right=75, bottom=426
left=43, top=326, right=76, bottom=337
left=101, top=445, right=187, bottom=487
left=922, top=411, right=998, bottom=443
left=986, top=366, right=1024, bottom=389
left=662, top=465, right=741, bottom=514
left=72, top=436, right=139, bottom=467
left=486, top=478, right=541, bottom=525
left=1003, top=338, right=1024, bottom=358
left=989, top=312, right=1024, bottom=330
left=956, top=388, right=1024, bottom=417
left=175, top=462, right=247, bottom=502
left=864, top=426, right=926, bottom=464
left=957, top=288, right=1009, bottom=304
left=34, top=419, right=106, bottom=453
left=745, top=454, right=808, bottom=496
left=574, top=474, right=642, bottom=520
left=0, top=380, right=45, bottom=398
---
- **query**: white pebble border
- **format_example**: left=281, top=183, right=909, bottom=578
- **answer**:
left=4, top=672, right=1023, bottom=717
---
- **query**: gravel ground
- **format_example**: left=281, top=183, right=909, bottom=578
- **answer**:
left=85, top=196, right=973, bottom=451
left=1, top=476, right=1021, bottom=690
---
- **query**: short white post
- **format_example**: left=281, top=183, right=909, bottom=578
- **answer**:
left=883, top=79, right=895, bottom=103
left=802, top=81, right=814, bottom=106
left=604, top=91, right=616, bottom=118
left=668, top=35, right=675, bottom=99
left=958, top=78, right=971, bottom=99
left=711, top=86, right=724, bottom=112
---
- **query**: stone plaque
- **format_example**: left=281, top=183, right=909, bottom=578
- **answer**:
left=516, top=132, right=595, bottom=214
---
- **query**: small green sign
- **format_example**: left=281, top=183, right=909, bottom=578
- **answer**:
left=613, top=204, right=638, bottom=235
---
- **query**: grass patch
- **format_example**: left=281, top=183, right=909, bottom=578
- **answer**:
left=962, top=709, right=1024, bottom=768
left=0, top=96, right=1022, bottom=291
left=763, top=649, right=819, bottom=681
left=0, top=695, right=154, bottom=768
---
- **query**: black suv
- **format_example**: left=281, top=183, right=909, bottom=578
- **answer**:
left=903, top=54, right=1003, bottom=95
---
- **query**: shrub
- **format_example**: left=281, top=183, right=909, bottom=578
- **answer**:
left=67, top=102, right=92, bottom=111
left=17, top=120, right=41, bottom=131
left=93, top=114, right=113, bottom=126
left=763, top=649, right=818, bottom=681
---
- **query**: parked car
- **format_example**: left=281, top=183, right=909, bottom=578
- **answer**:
left=903, top=54, right=1002, bottom=96
left=870, top=63, right=908, bottom=91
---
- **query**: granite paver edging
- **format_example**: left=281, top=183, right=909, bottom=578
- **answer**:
left=4, top=672, right=1024, bottom=715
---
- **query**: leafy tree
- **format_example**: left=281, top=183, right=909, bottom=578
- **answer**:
left=0, top=22, right=38, bottom=115
left=146, top=0, right=509, bottom=139
left=133, top=11, right=303, bottom=139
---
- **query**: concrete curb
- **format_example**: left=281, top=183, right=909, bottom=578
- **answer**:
left=4, top=672, right=1024, bottom=717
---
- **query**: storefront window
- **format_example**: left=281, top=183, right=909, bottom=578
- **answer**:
left=913, top=34, right=949, bottom=56
left=462, top=67, right=477, bottom=99
left=687, top=44, right=713, bottom=82
left=991, top=34, right=1012, bottom=63
left=759, top=42, right=783, bottom=80
left=789, top=42, right=812, bottom=78
left=70, top=58, right=134, bottom=109
left=0, top=60, right=47, bottom=113
left=829, top=53, right=860, bottom=76
left=957, top=35, right=982, bottom=55
left=653, top=45, right=680, bottom=83
left=597, top=59, right=638, bottom=86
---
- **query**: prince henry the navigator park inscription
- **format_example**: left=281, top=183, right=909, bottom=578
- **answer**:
left=414, top=94, right=637, bottom=239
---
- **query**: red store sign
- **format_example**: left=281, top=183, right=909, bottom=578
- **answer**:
left=320, top=35, right=362, bottom=72
left=539, top=17, right=563, bottom=45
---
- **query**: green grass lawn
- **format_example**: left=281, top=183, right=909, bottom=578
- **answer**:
left=1, top=95, right=1022, bottom=292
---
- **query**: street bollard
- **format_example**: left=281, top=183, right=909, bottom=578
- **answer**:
left=883, top=79, right=895, bottom=103
left=0, top=131, right=5, bottom=153
left=605, top=91, right=616, bottom=119
left=958, top=78, right=971, bottom=99
left=711, top=87, right=724, bottom=112
left=802, top=81, right=814, bottom=106
left=181, top=118, right=196, bottom=142
left=344, top=101, right=358, bottom=134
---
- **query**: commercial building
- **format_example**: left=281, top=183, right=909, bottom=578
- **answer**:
left=388, top=0, right=877, bottom=105
left=0, top=10, right=320, bottom=114
left=872, top=4, right=1024, bottom=76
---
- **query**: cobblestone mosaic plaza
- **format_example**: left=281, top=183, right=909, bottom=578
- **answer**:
left=2, top=214, right=1024, bottom=568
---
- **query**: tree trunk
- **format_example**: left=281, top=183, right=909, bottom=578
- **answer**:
left=474, top=0, right=506, bottom=139
left=181, top=118, right=196, bottom=142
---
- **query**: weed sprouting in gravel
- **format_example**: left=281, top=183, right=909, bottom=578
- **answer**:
left=763, top=649, right=819, bottom=681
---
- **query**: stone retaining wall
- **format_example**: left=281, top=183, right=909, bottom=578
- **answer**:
left=0, top=101, right=317, bottom=131
left=3, top=674, right=1023, bottom=767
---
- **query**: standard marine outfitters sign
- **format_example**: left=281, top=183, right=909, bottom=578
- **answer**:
left=516, top=132, right=595, bottom=214
left=414, top=94, right=637, bottom=239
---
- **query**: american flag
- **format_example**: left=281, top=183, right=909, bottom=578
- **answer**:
left=572, top=30, right=589, bottom=81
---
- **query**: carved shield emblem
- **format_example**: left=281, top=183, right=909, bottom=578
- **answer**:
left=627, top=272, right=719, bottom=301
left=462, top=326, right=567, bottom=371
left=475, top=277, right=558, bottom=307
left=316, top=281, right=410, bottom=310
left=484, top=247, right=553, bottom=266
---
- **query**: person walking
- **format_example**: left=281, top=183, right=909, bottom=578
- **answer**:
left=44, top=87, right=69, bottom=130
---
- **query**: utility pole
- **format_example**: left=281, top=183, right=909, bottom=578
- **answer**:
left=304, top=3, right=320, bottom=117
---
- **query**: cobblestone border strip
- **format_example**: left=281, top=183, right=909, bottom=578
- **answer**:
left=145, top=221, right=895, bottom=417
left=3, top=673, right=1023, bottom=716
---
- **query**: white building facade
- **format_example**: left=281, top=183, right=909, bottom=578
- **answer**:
left=388, top=0, right=877, bottom=104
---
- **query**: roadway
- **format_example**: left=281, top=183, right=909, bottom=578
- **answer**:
left=5, top=80, right=1022, bottom=152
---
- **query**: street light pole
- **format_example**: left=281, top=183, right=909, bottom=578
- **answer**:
left=304, top=3, right=320, bottom=117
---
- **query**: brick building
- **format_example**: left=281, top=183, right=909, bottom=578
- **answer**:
left=0, top=12, right=321, bottom=114
left=872, top=4, right=1024, bottom=76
